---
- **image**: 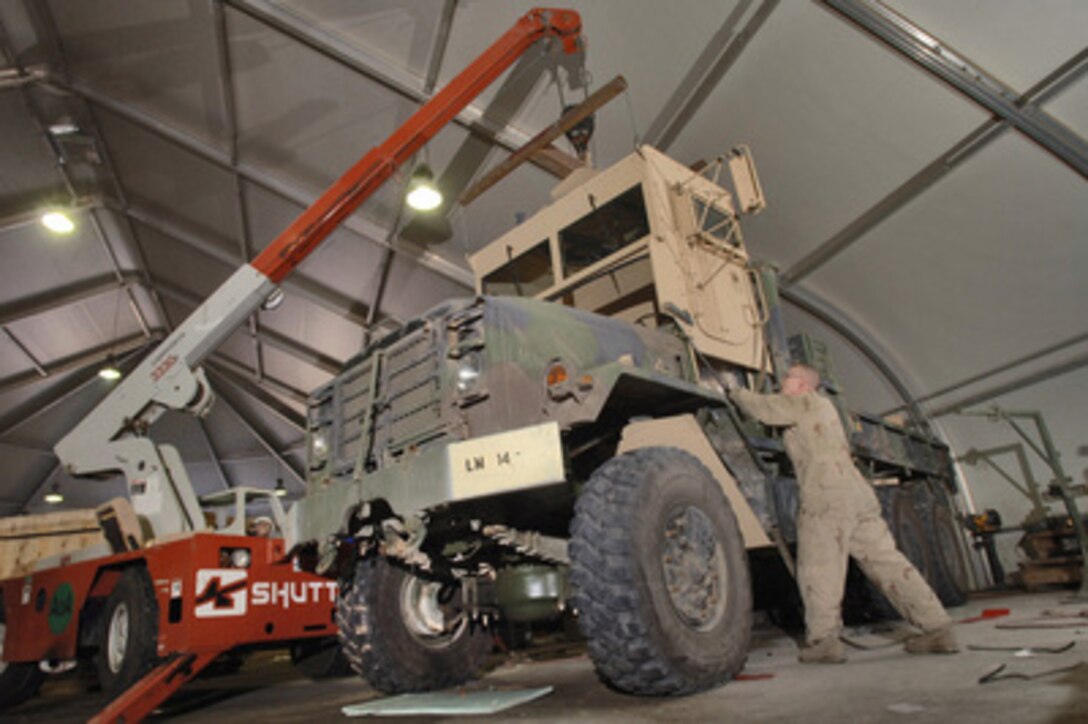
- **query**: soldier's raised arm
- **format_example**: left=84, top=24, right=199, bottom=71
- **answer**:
left=730, top=388, right=809, bottom=427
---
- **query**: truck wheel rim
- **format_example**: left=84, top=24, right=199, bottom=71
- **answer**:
left=399, top=577, right=465, bottom=648
left=107, top=602, right=130, bottom=674
left=661, top=506, right=728, bottom=631
left=0, top=622, right=7, bottom=675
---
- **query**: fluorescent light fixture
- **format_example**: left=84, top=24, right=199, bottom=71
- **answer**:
left=41, top=211, right=75, bottom=234
left=44, top=483, right=64, bottom=505
left=406, top=164, right=443, bottom=211
left=48, top=121, right=80, bottom=136
left=98, top=365, right=122, bottom=381
left=274, top=478, right=288, bottom=497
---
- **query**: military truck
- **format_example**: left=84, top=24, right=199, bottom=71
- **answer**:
left=290, top=145, right=970, bottom=696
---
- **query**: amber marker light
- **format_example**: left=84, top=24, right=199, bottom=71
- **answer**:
left=546, top=363, right=569, bottom=387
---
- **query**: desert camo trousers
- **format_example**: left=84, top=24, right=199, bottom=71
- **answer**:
left=796, top=466, right=952, bottom=644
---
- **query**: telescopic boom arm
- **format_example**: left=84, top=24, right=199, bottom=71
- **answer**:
left=54, top=8, right=583, bottom=536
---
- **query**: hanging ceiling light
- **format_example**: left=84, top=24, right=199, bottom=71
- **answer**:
left=274, top=478, right=287, bottom=498
left=44, top=482, right=64, bottom=505
left=405, top=164, right=443, bottom=211
left=48, top=120, right=80, bottom=136
left=98, top=361, right=122, bottom=381
left=41, top=210, right=76, bottom=234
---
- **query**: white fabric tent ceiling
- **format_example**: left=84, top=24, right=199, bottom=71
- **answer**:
left=0, top=1, right=1085, bottom=534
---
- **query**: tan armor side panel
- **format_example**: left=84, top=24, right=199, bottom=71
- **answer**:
left=640, top=147, right=765, bottom=371
left=469, top=146, right=767, bottom=372
left=617, top=414, right=771, bottom=548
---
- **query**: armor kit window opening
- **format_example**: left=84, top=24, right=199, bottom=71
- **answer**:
left=482, top=240, right=554, bottom=297
left=558, top=185, right=650, bottom=278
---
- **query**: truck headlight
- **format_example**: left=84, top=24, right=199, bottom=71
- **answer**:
left=456, top=351, right=483, bottom=393
left=310, top=431, right=329, bottom=461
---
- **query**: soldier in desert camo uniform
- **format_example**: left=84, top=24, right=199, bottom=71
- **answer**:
left=730, top=364, right=959, bottom=663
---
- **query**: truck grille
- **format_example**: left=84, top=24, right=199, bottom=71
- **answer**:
left=306, top=318, right=451, bottom=485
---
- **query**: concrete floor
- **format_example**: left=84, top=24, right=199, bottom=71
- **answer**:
left=5, top=589, right=1086, bottom=723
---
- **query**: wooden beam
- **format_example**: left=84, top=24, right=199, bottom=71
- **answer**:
left=460, top=75, right=627, bottom=205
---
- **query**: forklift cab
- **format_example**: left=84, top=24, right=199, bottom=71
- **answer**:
left=199, top=487, right=288, bottom=538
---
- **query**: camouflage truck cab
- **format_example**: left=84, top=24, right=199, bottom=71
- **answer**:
left=291, top=145, right=968, bottom=697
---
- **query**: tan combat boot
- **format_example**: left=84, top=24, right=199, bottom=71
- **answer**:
left=799, top=636, right=846, bottom=664
left=904, top=625, right=959, bottom=654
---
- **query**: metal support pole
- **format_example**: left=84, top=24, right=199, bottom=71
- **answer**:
left=962, top=407, right=1088, bottom=597
left=197, top=418, right=233, bottom=491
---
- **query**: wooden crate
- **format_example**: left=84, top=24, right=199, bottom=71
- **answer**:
left=0, top=509, right=105, bottom=580
left=1018, top=558, right=1084, bottom=592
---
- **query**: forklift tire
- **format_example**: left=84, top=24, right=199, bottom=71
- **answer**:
left=0, top=615, right=45, bottom=709
left=94, top=567, right=160, bottom=701
left=919, top=481, right=971, bottom=607
left=569, top=447, right=752, bottom=696
left=336, top=558, right=492, bottom=694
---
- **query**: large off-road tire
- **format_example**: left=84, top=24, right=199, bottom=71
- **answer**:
left=891, top=484, right=934, bottom=580
left=917, top=480, right=971, bottom=606
left=569, top=447, right=752, bottom=696
left=858, top=484, right=933, bottom=622
left=336, top=558, right=492, bottom=694
left=0, top=611, right=45, bottom=709
left=290, top=637, right=352, bottom=679
left=94, top=567, right=160, bottom=701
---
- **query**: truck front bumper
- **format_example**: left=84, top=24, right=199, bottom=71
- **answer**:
left=288, top=422, right=565, bottom=548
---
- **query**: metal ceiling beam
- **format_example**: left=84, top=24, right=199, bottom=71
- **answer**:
left=223, top=0, right=571, bottom=180
left=207, top=355, right=308, bottom=405
left=232, top=325, right=341, bottom=375
left=197, top=417, right=233, bottom=491
left=0, top=345, right=144, bottom=439
left=153, top=277, right=343, bottom=375
left=424, top=0, right=459, bottom=95
left=213, top=0, right=265, bottom=383
left=208, top=379, right=307, bottom=489
left=644, top=0, right=779, bottom=151
left=116, top=199, right=373, bottom=328
left=87, top=208, right=153, bottom=338
left=215, top=447, right=303, bottom=464
left=60, top=78, right=474, bottom=290
left=21, top=0, right=171, bottom=333
left=0, top=20, right=154, bottom=340
left=783, top=45, right=1088, bottom=285
left=883, top=330, right=1088, bottom=417
left=22, top=462, right=61, bottom=511
left=823, top=0, right=1088, bottom=181
left=0, top=267, right=341, bottom=376
left=206, top=363, right=305, bottom=433
left=0, top=271, right=139, bottom=326
left=2, top=325, right=47, bottom=377
left=0, top=331, right=155, bottom=397
left=929, top=350, right=1088, bottom=419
